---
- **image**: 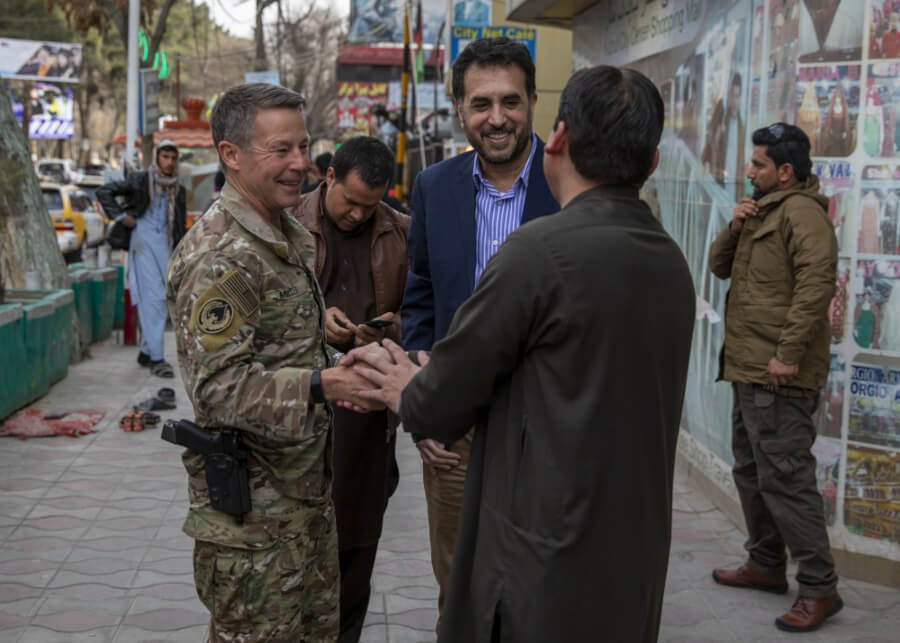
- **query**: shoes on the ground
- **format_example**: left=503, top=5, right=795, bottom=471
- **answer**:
left=134, top=398, right=174, bottom=412
left=712, top=564, right=789, bottom=594
left=119, top=410, right=159, bottom=432
left=135, top=388, right=176, bottom=412
left=137, top=351, right=151, bottom=367
left=775, top=593, right=843, bottom=632
left=150, top=360, right=175, bottom=378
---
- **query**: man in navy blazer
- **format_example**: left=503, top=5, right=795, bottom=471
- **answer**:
left=402, top=139, right=557, bottom=347
left=400, top=37, right=559, bottom=625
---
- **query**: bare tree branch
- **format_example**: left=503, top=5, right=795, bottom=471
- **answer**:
left=147, top=0, right=178, bottom=63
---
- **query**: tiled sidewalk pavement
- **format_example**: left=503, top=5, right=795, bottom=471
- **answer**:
left=1, top=334, right=897, bottom=642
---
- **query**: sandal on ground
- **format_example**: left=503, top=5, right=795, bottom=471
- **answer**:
left=150, top=360, right=175, bottom=378
left=157, top=387, right=175, bottom=405
left=135, top=396, right=176, bottom=412
left=119, top=411, right=146, bottom=432
left=137, top=351, right=151, bottom=367
left=142, top=412, right=160, bottom=428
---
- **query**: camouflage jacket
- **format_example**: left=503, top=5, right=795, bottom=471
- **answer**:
left=166, top=183, right=334, bottom=549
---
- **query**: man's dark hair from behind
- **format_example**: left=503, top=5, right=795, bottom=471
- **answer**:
left=210, top=83, right=306, bottom=151
left=314, top=152, right=333, bottom=177
left=451, top=37, right=536, bottom=102
left=555, top=66, right=664, bottom=187
left=751, top=122, right=812, bottom=181
left=331, top=136, right=395, bottom=189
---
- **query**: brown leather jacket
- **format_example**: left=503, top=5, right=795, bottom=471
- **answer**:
left=709, top=176, right=836, bottom=391
left=290, top=183, right=410, bottom=344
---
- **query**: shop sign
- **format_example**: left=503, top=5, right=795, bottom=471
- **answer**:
left=450, top=25, right=536, bottom=63
left=581, top=0, right=706, bottom=66
left=336, top=81, right=389, bottom=135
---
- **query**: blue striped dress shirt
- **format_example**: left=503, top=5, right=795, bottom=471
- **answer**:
left=472, top=133, right=538, bottom=284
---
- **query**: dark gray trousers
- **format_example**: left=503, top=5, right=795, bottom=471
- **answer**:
left=731, top=382, right=838, bottom=597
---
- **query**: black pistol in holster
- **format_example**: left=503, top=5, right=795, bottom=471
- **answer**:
left=161, top=419, right=252, bottom=524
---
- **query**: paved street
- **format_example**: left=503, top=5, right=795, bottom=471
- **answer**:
left=0, top=335, right=897, bottom=642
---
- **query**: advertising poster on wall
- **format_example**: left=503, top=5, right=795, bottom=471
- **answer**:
left=858, top=165, right=900, bottom=255
left=815, top=353, right=846, bottom=440
left=853, top=259, right=900, bottom=351
left=870, top=0, right=900, bottom=59
left=766, top=0, right=801, bottom=125
left=814, top=159, right=856, bottom=252
left=812, top=437, right=842, bottom=526
left=6, top=83, right=74, bottom=139
left=700, top=14, right=750, bottom=203
left=795, top=65, right=860, bottom=157
left=673, top=54, right=704, bottom=156
left=0, top=38, right=82, bottom=83
left=828, top=257, right=851, bottom=344
left=843, top=446, right=899, bottom=543
left=797, top=0, right=864, bottom=63
left=348, top=0, right=445, bottom=44
left=452, top=0, right=489, bottom=28
left=863, top=63, right=900, bottom=159
left=749, top=5, right=764, bottom=131
left=336, top=81, right=389, bottom=136
left=848, top=361, right=900, bottom=449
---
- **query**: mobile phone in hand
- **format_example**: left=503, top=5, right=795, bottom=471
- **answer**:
left=362, top=318, right=393, bottom=328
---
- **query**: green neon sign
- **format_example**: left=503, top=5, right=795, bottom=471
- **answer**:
left=138, top=30, right=169, bottom=79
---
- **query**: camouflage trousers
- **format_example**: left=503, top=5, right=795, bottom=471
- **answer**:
left=194, top=535, right=339, bottom=642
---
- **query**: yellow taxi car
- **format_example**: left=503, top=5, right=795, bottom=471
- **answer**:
left=41, top=183, right=108, bottom=263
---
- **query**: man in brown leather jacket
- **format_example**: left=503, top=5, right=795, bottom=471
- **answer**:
left=709, top=123, right=841, bottom=633
left=291, top=136, right=409, bottom=643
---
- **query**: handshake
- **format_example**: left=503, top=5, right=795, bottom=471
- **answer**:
left=322, top=339, right=430, bottom=414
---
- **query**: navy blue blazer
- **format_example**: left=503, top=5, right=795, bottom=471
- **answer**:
left=401, top=139, right=560, bottom=350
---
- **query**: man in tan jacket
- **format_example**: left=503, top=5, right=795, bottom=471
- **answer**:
left=291, top=136, right=409, bottom=643
left=709, top=123, right=840, bottom=633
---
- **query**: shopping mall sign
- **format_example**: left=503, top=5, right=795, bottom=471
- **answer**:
left=450, top=25, right=536, bottom=63
left=585, top=0, right=706, bottom=66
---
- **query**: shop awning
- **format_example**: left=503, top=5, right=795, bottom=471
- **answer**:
left=505, top=0, right=596, bottom=28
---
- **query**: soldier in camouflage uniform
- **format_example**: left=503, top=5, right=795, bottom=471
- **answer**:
left=166, top=83, right=380, bottom=643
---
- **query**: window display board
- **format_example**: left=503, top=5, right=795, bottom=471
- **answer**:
left=575, top=0, right=900, bottom=552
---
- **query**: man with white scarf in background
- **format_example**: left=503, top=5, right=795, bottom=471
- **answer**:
left=98, top=139, right=187, bottom=378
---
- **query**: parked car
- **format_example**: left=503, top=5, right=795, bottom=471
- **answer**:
left=36, top=158, right=84, bottom=185
left=78, top=163, right=111, bottom=182
left=75, top=181, right=104, bottom=216
left=77, top=165, right=121, bottom=217
left=41, top=183, right=107, bottom=263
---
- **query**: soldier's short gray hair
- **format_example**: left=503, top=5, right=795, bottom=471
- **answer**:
left=210, top=83, right=306, bottom=150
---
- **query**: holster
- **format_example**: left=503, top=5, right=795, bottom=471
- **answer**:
left=162, top=419, right=252, bottom=524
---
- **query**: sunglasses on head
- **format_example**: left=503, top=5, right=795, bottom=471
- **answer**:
left=767, top=123, right=785, bottom=140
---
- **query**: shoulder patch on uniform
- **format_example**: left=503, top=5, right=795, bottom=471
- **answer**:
left=197, top=298, right=234, bottom=334
left=216, top=269, right=259, bottom=319
left=188, top=282, right=247, bottom=353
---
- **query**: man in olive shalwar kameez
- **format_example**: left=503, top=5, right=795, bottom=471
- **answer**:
left=342, top=66, right=696, bottom=643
